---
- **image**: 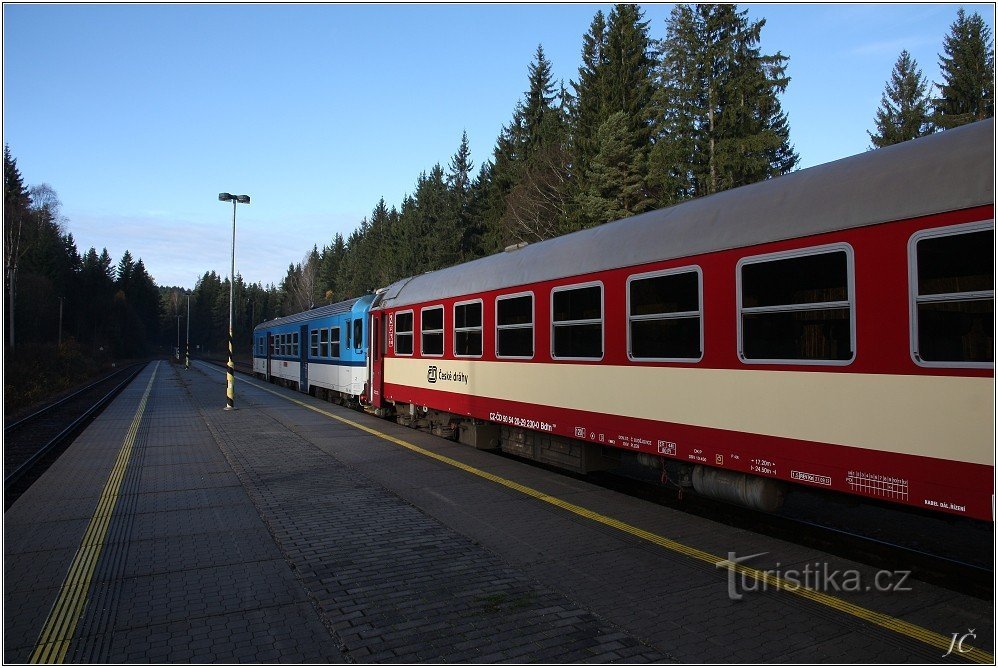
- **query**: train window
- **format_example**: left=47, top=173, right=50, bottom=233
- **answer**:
left=738, top=245, right=854, bottom=364
left=628, top=268, right=702, bottom=361
left=910, top=223, right=994, bottom=366
left=346, top=320, right=352, bottom=349
left=311, top=330, right=319, bottom=358
left=319, top=328, right=329, bottom=358
left=395, top=311, right=414, bottom=356
left=421, top=306, right=444, bottom=357
left=496, top=293, right=533, bottom=359
left=354, top=318, right=363, bottom=351
left=454, top=300, right=483, bottom=357
left=292, top=332, right=299, bottom=357
left=552, top=283, right=603, bottom=359
left=330, top=327, right=341, bottom=358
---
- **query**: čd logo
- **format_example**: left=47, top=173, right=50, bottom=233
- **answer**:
left=427, top=366, right=438, bottom=383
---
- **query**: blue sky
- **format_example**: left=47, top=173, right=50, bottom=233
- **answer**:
left=3, top=3, right=994, bottom=289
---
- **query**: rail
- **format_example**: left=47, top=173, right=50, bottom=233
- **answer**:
left=4, top=362, right=146, bottom=504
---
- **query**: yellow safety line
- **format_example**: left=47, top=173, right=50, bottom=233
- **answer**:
left=202, top=362, right=993, bottom=664
left=30, top=363, right=159, bottom=664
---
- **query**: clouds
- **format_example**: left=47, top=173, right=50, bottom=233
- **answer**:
left=67, top=209, right=356, bottom=288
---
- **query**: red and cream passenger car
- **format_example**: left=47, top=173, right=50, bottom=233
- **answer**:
left=366, top=119, right=995, bottom=520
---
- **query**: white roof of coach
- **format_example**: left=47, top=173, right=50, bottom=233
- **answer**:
left=378, top=118, right=994, bottom=310
left=254, top=296, right=364, bottom=332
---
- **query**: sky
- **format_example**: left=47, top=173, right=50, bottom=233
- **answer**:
left=3, top=3, right=995, bottom=289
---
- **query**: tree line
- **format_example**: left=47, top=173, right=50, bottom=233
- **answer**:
left=869, top=8, right=994, bottom=147
left=4, top=145, right=161, bottom=359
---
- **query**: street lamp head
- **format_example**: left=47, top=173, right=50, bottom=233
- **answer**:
left=219, top=193, right=250, bottom=204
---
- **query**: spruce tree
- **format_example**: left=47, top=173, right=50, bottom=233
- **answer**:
left=447, top=131, right=478, bottom=260
left=570, top=10, right=609, bottom=187
left=416, top=164, right=461, bottom=271
left=869, top=50, right=933, bottom=148
left=318, top=233, right=345, bottom=302
left=934, top=8, right=995, bottom=129
left=569, top=5, right=656, bottom=228
left=577, top=112, right=654, bottom=225
left=480, top=121, right=525, bottom=253
left=498, top=46, right=573, bottom=246
left=523, top=46, right=559, bottom=155
left=650, top=4, right=798, bottom=203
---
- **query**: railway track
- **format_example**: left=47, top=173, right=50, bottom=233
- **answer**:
left=4, top=362, right=146, bottom=509
left=210, top=358, right=993, bottom=599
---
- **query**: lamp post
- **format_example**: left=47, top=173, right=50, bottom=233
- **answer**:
left=218, top=192, right=250, bottom=410
left=185, top=293, right=191, bottom=370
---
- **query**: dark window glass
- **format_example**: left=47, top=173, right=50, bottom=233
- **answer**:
left=455, top=302, right=482, bottom=356
left=422, top=307, right=443, bottom=331
left=741, top=250, right=851, bottom=362
left=629, top=271, right=700, bottom=359
left=455, top=330, right=482, bottom=356
left=498, top=327, right=533, bottom=357
left=553, top=286, right=601, bottom=322
left=395, top=312, right=413, bottom=355
left=423, top=332, right=443, bottom=356
left=631, top=318, right=701, bottom=359
left=330, top=327, right=341, bottom=358
left=742, top=252, right=848, bottom=308
left=630, top=272, right=699, bottom=316
left=319, top=328, right=329, bottom=357
left=915, top=230, right=994, bottom=363
left=743, top=308, right=852, bottom=361
left=498, top=296, right=532, bottom=326
left=311, top=330, right=320, bottom=357
left=422, top=307, right=444, bottom=356
left=554, top=323, right=602, bottom=359
left=917, top=230, right=993, bottom=295
left=917, top=301, right=993, bottom=363
left=553, top=286, right=602, bottom=359
left=354, top=318, right=363, bottom=350
left=497, top=295, right=533, bottom=358
left=455, top=302, right=482, bottom=329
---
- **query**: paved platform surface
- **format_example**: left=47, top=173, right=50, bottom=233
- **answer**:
left=4, top=360, right=993, bottom=663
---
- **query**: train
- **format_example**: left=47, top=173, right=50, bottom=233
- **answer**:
left=254, top=118, right=994, bottom=521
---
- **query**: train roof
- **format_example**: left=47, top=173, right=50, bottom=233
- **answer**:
left=378, top=118, right=994, bottom=310
left=253, top=294, right=374, bottom=332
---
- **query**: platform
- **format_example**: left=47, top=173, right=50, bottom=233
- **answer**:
left=4, top=360, right=993, bottom=663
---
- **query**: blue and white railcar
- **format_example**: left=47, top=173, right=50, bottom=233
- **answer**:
left=253, top=294, right=375, bottom=400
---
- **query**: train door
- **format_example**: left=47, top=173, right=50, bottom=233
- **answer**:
left=266, top=333, right=273, bottom=381
left=299, top=324, right=308, bottom=392
left=368, top=313, right=383, bottom=408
